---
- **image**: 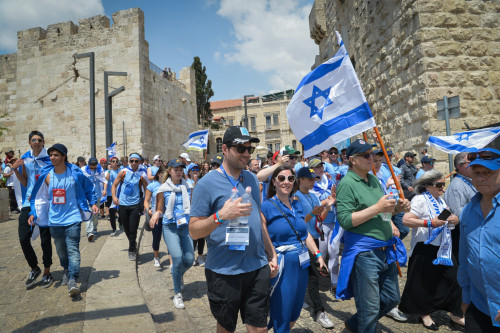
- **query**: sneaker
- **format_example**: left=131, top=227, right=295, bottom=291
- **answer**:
left=197, top=255, right=205, bottom=267
left=386, top=307, right=408, bottom=322
left=87, top=233, right=94, bottom=242
left=330, top=286, right=337, bottom=297
left=173, top=293, right=185, bottom=309
left=61, top=270, right=69, bottom=286
left=316, top=311, right=334, bottom=329
left=68, top=280, right=80, bottom=298
left=154, top=257, right=161, bottom=268
left=128, top=251, right=137, bottom=261
left=41, top=274, right=53, bottom=288
left=110, top=231, right=116, bottom=237
left=25, top=268, right=41, bottom=288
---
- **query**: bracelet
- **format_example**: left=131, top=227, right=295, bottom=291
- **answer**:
left=309, top=212, right=314, bottom=219
left=315, top=252, right=323, bottom=258
left=213, top=211, right=224, bottom=225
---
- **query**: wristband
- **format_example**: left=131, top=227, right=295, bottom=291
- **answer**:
left=213, top=211, right=224, bottom=225
left=315, top=252, right=323, bottom=258
left=309, top=212, right=314, bottom=219
left=314, top=250, right=321, bottom=255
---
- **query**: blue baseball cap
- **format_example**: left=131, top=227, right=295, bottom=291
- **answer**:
left=47, top=143, right=68, bottom=156
left=346, top=139, right=373, bottom=158
left=468, top=148, right=500, bottom=171
left=88, top=157, right=98, bottom=165
left=421, top=156, right=436, bottom=164
left=297, top=167, right=320, bottom=179
left=167, top=158, right=185, bottom=168
left=187, top=163, right=200, bottom=172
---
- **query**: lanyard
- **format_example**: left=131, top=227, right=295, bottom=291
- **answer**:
left=456, top=174, right=477, bottom=193
left=220, top=164, right=243, bottom=189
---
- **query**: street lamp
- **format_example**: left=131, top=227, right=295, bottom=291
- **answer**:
left=74, top=52, right=96, bottom=157
left=104, top=71, right=127, bottom=159
left=243, top=94, right=254, bottom=129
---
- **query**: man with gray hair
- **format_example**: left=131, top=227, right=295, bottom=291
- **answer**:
left=443, top=152, right=476, bottom=261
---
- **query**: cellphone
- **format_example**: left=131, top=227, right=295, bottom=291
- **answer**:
left=437, top=209, right=452, bottom=221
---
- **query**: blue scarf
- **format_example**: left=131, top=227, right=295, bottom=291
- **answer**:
left=29, top=162, right=98, bottom=226
left=336, top=231, right=407, bottom=300
left=19, top=148, right=52, bottom=202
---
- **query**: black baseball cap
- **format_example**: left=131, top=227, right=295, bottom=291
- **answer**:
left=222, top=126, right=259, bottom=145
left=88, top=157, right=98, bottom=165
left=404, top=152, right=417, bottom=158
left=47, top=143, right=68, bottom=156
left=77, top=156, right=85, bottom=162
left=346, top=139, right=373, bottom=158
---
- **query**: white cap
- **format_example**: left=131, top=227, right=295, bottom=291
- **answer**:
left=179, top=153, right=191, bottom=162
left=153, top=155, right=163, bottom=161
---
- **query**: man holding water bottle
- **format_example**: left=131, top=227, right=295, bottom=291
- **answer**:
left=336, top=139, right=410, bottom=333
left=189, top=126, right=278, bottom=333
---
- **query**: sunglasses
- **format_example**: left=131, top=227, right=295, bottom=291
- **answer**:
left=354, top=152, right=374, bottom=159
left=191, top=168, right=200, bottom=172
left=467, top=151, right=500, bottom=162
left=31, top=138, right=43, bottom=143
left=229, top=145, right=255, bottom=154
left=129, top=159, right=140, bottom=164
left=433, top=182, right=446, bottom=188
left=110, top=160, right=118, bottom=163
left=276, top=175, right=296, bottom=183
left=288, top=155, right=298, bottom=160
left=328, top=151, right=339, bottom=155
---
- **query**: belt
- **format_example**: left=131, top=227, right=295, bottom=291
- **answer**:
left=376, top=246, right=387, bottom=251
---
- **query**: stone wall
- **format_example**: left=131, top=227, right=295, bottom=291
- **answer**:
left=310, top=0, right=500, bottom=169
left=0, top=8, right=197, bottom=161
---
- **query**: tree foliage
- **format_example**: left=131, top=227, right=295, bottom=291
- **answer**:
left=192, top=56, right=214, bottom=125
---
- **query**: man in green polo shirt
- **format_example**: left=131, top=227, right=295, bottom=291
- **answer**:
left=336, top=139, right=410, bottom=333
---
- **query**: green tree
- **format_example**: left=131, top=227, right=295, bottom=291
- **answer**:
left=192, top=56, right=214, bottom=125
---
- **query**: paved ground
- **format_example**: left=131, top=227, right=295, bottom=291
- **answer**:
left=0, top=211, right=465, bottom=333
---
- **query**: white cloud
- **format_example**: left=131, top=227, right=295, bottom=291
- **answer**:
left=0, top=0, right=104, bottom=52
left=217, top=0, right=317, bottom=92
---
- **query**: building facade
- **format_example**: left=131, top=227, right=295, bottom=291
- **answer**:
left=0, top=8, right=197, bottom=161
left=209, top=91, right=301, bottom=159
left=309, top=0, right=500, bottom=168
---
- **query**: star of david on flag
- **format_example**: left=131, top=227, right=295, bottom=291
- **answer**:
left=106, top=142, right=116, bottom=158
left=182, top=129, right=209, bottom=151
left=427, top=126, right=500, bottom=154
left=286, top=31, right=376, bottom=158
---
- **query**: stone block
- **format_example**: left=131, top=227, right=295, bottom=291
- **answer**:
left=467, top=72, right=490, bottom=87
left=433, top=13, right=459, bottom=28
left=478, top=87, right=493, bottom=100
left=449, top=28, right=472, bottom=41
left=458, top=14, right=481, bottom=28
left=487, top=43, right=500, bottom=57
left=436, top=41, right=463, bottom=56
left=481, top=13, right=499, bottom=28
left=464, top=42, right=488, bottom=57
left=442, top=0, right=466, bottom=14
left=426, top=72, right=439, bottom=86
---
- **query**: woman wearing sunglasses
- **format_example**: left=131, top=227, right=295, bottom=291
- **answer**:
left=401, top=170, right=464, bottom=330
left=186, top=163, right=205, bottom=266
left=261, top=165, right=326, bottom=332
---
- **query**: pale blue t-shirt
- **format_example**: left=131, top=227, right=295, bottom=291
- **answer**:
left=106, top=169, right=119, bottom=197
left=48, top=167, right=82, bottom=226
left=146, top=180, right=161, bottom=211
left=294, top=190, right=321, bottom=239
left=118, top=170, right=142, bottom=206
left=190, top=169, right=268, bottom=275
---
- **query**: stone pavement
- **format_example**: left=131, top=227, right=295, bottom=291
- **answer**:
left=1, top=211, right=465, bottom=333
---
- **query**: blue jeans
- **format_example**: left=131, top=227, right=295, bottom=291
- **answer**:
left=346, top=249, right=400, bottom=333
left=391, top=213, right=409, bottom=240
left=162, top=223, right=194, bottom=293
left=50, top=223, right=81, bottom=281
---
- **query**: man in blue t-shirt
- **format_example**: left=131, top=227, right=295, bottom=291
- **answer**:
left=190, top=126, right=278, bottom=333
left=12, top=130, right=53, bottom=289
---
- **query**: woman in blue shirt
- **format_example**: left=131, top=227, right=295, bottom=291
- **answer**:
left=105, top=156, right=120, bottom=235
left=261, top=165, right=326, bottom=333
left=150, top=159, right=194, bottom=310
left=145, top=165, right=167, bottom=269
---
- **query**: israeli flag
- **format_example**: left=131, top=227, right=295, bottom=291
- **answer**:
left=287, top=31, right=376, bottom=158
left=427, top=126, right=500, bottom=154
left=106, top=142, right=116, bottom=158
left=182, top=129, right=209, bottom=151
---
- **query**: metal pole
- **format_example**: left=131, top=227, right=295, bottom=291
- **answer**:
left=104, top=71, right=127, bottom=160
left=443, top=96, right=453, bottom=173
left=122, top=121, right=127, bottom=157
left=243, top=94, right=254, bottom=129
left=74, top=52, right=96, bottom=157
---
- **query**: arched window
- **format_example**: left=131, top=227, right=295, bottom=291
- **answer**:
left=216, top=138, right=223, bottom=153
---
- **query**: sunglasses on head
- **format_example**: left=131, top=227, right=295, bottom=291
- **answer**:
left=31, top=138, right=43, bottom=143
left=354, top=152, right=374, bottom=159
left=229, top=145, right=255, bottom=154
left=129, top=159, right=140, bottom=164
left=467, top=151, right=500, bottom=162
left=276, top=175, right=296, bottom=183
left=433, top=182, right=446, bottom=188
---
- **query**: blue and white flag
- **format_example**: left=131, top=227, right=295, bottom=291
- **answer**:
left=287, top=31, right=376, bottom=157
left=182, top=129, right=209, bottom=151
left=106, top=142, right=116, bottom=158
left=427, top=126, right=500, bottom=154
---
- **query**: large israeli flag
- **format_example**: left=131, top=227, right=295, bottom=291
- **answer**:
left=182, top=129, right=209, bottom=151
left=427, top=126, right=500, bottom=154
left=287, top=31, right=376, bottom=158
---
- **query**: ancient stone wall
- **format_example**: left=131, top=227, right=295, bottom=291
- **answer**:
left=0, top=8, right=197, bottom=162
left=0, top=53, right=17, bottom=127
left=310, top=0, right=500, bottom=169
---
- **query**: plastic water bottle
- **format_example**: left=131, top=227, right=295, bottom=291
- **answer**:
left=237, top=186, right=252, bottom=225
left=381, top=192, right=393, bottom=223
left=228, top=187, right=239, bottom=226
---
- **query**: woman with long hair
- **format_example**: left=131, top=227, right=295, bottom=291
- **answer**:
left=261, top=165, right=327, bottom=332
left=150, top=159, right=194, bottom=309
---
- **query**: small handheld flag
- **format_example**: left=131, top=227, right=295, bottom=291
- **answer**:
left=106, top=142, right=116, bottom=158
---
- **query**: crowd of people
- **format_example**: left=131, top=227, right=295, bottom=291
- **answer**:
left=3, top=127, right=500, bottom=333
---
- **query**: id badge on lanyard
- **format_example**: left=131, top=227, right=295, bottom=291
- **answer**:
left=298, top=248, right=310, bottom=268
left=225, top=226, right=249, bottom=251
left=53, top=189, right=66, bottom=204
left=174, top=211, right=188, bottom=228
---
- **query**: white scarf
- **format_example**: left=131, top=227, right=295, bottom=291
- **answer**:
left=157, top=178, right=191, bottom=219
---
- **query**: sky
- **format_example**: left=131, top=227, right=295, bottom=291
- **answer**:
left=0, top=0, right=319, bottom=101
